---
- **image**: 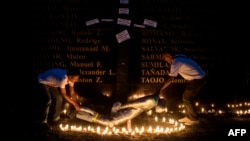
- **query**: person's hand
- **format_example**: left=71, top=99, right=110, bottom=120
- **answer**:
left=158, top=91, right=164, bottom=99
left=74, top=103, right=81, bottom=111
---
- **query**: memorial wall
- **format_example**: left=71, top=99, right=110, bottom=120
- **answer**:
left=32, top=0, right=221, bottom=103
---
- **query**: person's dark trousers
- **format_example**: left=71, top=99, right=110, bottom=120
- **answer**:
left=182, top=78, right=205, bottom=121
left=41, top=84, right=63, bottom=123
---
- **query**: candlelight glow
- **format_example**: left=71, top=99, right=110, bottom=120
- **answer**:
left=176, top=101, right=250, bottom=115
left=59, top=117, right=186, bottom=135
left=146, top=110, right=152, bottom=115
left=58, top=100, right=250, bottom=136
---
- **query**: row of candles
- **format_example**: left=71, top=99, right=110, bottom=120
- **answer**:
left=59, top=101, right=250, bottom=134
left=178, top=101, right=250, bottom=116
left=59, top=117, right=185, bottom=134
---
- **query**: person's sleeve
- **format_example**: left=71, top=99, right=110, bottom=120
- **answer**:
left=59, top=77, right=68, bottom=88
left=169, top=61, right=181, bottom=77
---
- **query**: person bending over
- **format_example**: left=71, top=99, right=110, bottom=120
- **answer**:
left=37, top=68, right=81, bottom=129
left=159, top=49, right=206, bottom=126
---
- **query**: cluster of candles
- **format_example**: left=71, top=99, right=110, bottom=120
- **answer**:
left=178, top=101, right=250, bottom=116
left=59, top=117, right=185, bottom=135
left=59, top=101, right=250, bottom=135
left=226, top=102, right=250, bottom=115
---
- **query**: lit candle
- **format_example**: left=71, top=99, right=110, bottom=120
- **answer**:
left=195, top=102, right=199, bottom=107
left=63, top=109, right=67, bottom=115
left=146, top=110, right=152, bottom=115
left=127, top=120, right=131, bottom=131
left=155, top=116, right=158, bottom=122
left=162, top=117, right=166, bottom=122
left=201, top=107, right=205, bottom=113
left=211, top=103, right=214, bottom=108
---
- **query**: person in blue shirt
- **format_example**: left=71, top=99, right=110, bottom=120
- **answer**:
left=159, top=49, right=206, bottom=126
left=37, top=68, right=81, bottom=129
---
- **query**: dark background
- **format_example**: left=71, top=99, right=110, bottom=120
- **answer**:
left=6, top=0, right=249, bottom=116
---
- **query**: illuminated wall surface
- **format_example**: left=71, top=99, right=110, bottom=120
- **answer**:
left=31, top=0, right=250, bottom=104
